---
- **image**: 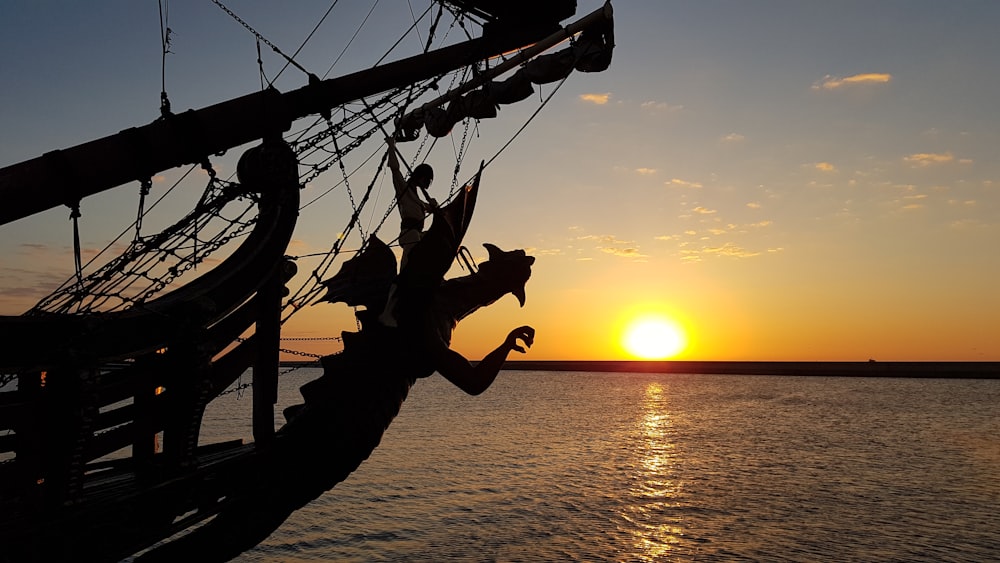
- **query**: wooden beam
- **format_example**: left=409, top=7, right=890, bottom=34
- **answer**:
left=0, top=19, right=568, bottom=225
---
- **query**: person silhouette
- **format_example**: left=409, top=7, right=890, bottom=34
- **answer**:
left=380, top=137, right=437, bottom=327
left=386, top=137, right=436, bottom=270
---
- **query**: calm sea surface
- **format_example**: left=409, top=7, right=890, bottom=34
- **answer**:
left=194, top=369, right=999, bottom=562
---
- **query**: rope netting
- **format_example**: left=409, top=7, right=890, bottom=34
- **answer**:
left=26, top=3, right=478, bottom=321
left=28, top=169, right=257, bottom=315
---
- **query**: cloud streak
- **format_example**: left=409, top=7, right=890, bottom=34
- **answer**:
left=666, top=178, right=703, bottom=189
left=903, top=152, right=954, bottom=166
left=703, top=242, right=761, bottom=258
left=580, top=93, right=611, bottom=105
left=577, top=234, right=647, bottom=259
left=599, top=247, right=647, bottom=258
left=641, top=100, right=683, bottom=112
left=813, top=72, right=892, bottom=90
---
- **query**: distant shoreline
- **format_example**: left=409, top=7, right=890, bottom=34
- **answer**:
left=500, top=360, right=1000, bottom=379
left=279, top=360, right=1000, bottom=379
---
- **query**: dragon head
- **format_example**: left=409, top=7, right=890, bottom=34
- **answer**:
left=478, top=243, right=535, bottom=307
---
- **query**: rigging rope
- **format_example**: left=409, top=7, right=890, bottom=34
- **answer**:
left=75, top=165, right=196, bottom=283
left=210, top=0, right=313, bottom=81
left=30, top=172, right=256, bottom=315
left=406, top=0, right=424, bottom=49
left=288, top=0, right=445, bottom=173
left=483, top=75, right=570, bottom=170
left=134, top=178, right=152, bottom=242
left=330, top=129, right=367, bottom=242
left=450, top=112, right=474, bottom=192
left=158, top=0, right=172, bottom=117
left=281, top=148, right=394, bottom=318
left=423, top=3, right=445, bottom=54
left=321, top=0, right=380, bottom=80
left=274, top=0, right=341, bottom=83
left=256, top=39, right=267, bottom=88
left=371, top=3, right=433, bottom=67
left=70, top=202, right=84, bottom=291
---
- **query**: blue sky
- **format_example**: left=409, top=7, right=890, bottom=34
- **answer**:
left=2, top=1, right=999, bottom=360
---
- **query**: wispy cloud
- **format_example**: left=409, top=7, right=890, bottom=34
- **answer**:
left=812, top=72, right=892, bottom=90
left=578, top=234, right=647, bottom=259
left=676, top=241, right=767, bottom=262
left=746, top=202, right=762, bottom=209
left=578, top=234, right=628, bottom=244
left=641, top=100, right=683, bottom=112
left=287, top=239, right=315, bottom=254
left=703, top=242, right=761, bottom=258
left=635, top=168, right=657, bottom=176
left=657, top=212, right=777, bottom=263
left=680, top=250, right=702, bottom=263
left=815, top=162, right=837, bottom=172
left=600, top=247, right=647, bottom=258
left=949, top=219, right=991, bottom=231
left=0, top=259, right=73, bottom=311
left=666, top=178, right=703, bottom=189
left=526, top=247, right=563, bottom=257
left=903, top=152, right=954, bottom=167
left=580, top=93, right=611, bottom=105
left=720, top=133, right=745, bottom=143
left=895, top=193, right=928, bottom=211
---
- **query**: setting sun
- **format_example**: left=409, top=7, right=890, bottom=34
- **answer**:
left=622, top=316, right=687, bottom=359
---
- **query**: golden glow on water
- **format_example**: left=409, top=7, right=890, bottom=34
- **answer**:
left=210, top=371, right=999, bottom=560
left=623, top=382, right=684, bottom=560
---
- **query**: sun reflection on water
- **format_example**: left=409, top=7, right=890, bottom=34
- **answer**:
left=621, top=381, right=685, bottom=561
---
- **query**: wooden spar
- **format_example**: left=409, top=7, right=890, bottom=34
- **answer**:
left=252, top=266, right=282, bottom=444
left=0, top=6, right=612, bottom=227
left=399, top=2, right=613, bottom=127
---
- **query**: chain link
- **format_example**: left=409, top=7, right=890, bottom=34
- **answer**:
left=215, top=360, right=320, bottom=397
left=209, top=0, right=311, bottom=78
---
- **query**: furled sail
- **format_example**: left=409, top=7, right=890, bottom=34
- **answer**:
left=399, top=14, right=614, bottom=138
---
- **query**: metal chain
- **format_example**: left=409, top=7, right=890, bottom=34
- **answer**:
left=29, top=175, right=254, bottom=315
left=209, top=0, right=312, bottom=79
left=279, top=347, right=323, bottom=359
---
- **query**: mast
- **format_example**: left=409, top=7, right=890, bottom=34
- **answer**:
left=0, top=3, right=613, bottom=226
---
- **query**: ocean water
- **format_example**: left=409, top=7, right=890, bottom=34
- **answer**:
left=196, top=369, right=999, bottom=562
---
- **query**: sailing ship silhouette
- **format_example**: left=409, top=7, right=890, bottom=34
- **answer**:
left=0, top=2, right=614, bottom=561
